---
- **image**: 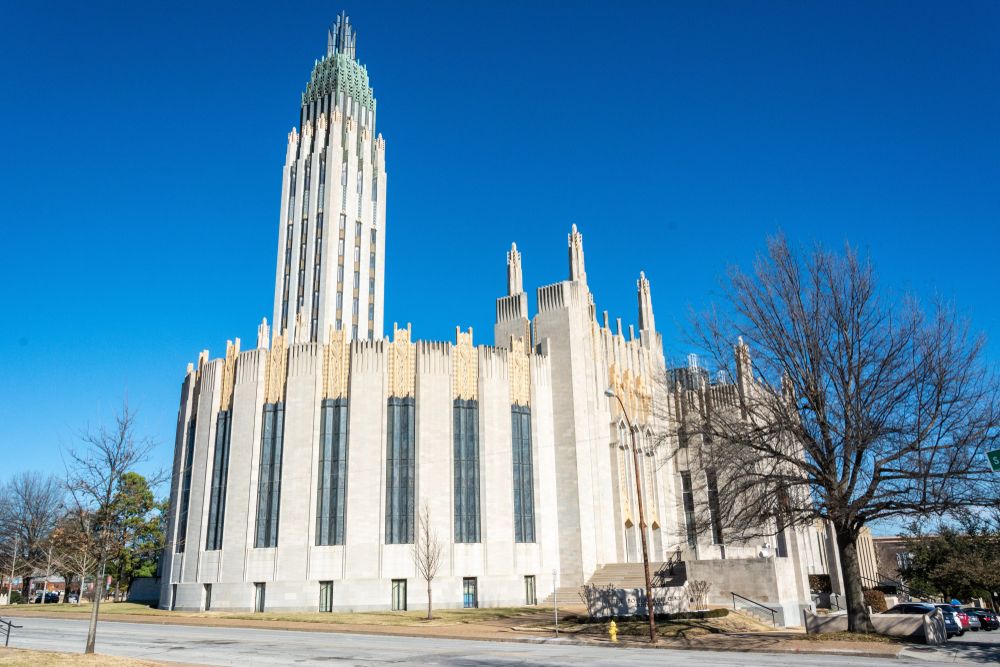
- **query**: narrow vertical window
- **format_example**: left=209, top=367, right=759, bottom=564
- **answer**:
left=707, top=470, right=724, bottom=545
left=254, top=583, right=266, bottom=612
left=204, top=584, right=212, bottom=611
left=511, top=405, right=535, bottom=543
left=454, top=399, right=480, bottom=543
left=316, top=399, right=348, bottom=546
left=255, top=402, right=285, bottom=548
left=205, top=410, right=232, bottom=551
left=176, top=418, right=197, bottom=553
left=524, top=576, right=536, bottom=605
left=385, top=397, right=415, bottom=544
left=391, top=579, right=407, bottom=611
left=319, top=581, right=333, bottom=612
left=680, top=471, right=697, bottom=547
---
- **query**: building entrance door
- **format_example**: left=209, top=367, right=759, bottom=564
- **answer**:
left=463, top=578, right=478, bottom=608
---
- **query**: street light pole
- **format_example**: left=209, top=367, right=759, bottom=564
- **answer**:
left=606, top=388, right=657, bottom=644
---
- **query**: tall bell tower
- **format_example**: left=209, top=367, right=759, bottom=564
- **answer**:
left=272, top=12, right=387, bottom=344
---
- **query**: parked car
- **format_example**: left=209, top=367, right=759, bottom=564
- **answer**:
left=967, top=612, right=982, bottom=631
left=885, top=603, right=962, bottom=638
left=65, top=594, right=79, bottom=604
left=933, top=604, right=969, bottom=635
left=968, top=608, right=999, bottom=631
left=33, top=592, right=60, bottom=604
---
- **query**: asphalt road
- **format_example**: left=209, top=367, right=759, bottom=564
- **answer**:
left=8, top=616, right=1000, bottom=666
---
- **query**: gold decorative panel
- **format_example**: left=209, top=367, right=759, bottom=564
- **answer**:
left=264, top=331, right=288, bottom=404
left=618, top=443, right=634, bottom=529
left=645, top=453, right=659, bottom=530
left=322, top=325, right=350, bottom=400
left=220, top=339, right=241, bottom=412
left=453, top=327, right=477, bottom=401
left=508, top=335, right=530, bottom=407
left=387, top=323, right=415, bottom=399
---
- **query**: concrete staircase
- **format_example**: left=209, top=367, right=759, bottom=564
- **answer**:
left=537, top=561, right=686, bottom=607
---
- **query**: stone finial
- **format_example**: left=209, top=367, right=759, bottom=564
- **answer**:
left=294, top=310, right=309, bottom=344
left=257, top=318, right=271, bottom=350
left=637, top=271, right=655, bottom=336
left=568, top=224, right=587, bottom=285
left=506, top=242, right=523, bottom=296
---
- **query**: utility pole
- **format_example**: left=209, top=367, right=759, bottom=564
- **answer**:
left=606, top=387, right=657, bottom=644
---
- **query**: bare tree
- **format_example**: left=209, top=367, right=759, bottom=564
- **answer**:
left=52, top=510, right=98, bottom=606
left=36, top=542, right=64, bottom=605
left=675, top=234, right=999, bottom=632
left=0, top=472, right=65, bottom=598
left=64, top=395, right=163, bottom=653
left=410, top=502, right=443, bottom=620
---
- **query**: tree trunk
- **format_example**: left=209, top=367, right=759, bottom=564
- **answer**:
left=85, top=562, right=104, bottom=654
left=836, top=528, right=875, bottom=633
left=427, top=580, right=432, bottom=620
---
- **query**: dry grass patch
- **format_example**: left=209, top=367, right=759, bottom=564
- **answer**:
left=790, top=631, right=921, bottom=644
left=518, top=611, right=775, bottom=637
left=221, top=606, right=550, bottom=626
left=0, top=649, right=163, bottom=667
left=1, top=602, right=550, bottom=627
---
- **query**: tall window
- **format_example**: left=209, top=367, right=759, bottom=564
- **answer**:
left=205, top=410, right=232, bottom=551
left=524, top=576, right=536, bottom=605
left=680, top=471, right=697, bottom=547
left=255, top=403, right=285, bottom=548
left=176, top=418, right=196, bottom=553
left=316, top=399, right=348, bottom=546
left=511, top=405, right=535, bottom=543
left=707, top=470, right=724, bottom=546
left=454, top=399, right=480, bottom=543
left=385, top=397, right=415, bottom=544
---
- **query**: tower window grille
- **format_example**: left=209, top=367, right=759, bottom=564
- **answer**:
left=255, top=403, right=285, bottom=548
left=205, top=410, right=232, bottom=551
left=454, top=399, right=481, bottom=543
left=681, top=471, right=697, bottom=547
left=511, top=405, right=535, bottom=543
left=316, top=398, right=348, bottom=546
left=707, top=470, right=724, bottom=545
left=176, top=418, right=197, bottom=552
left=385, top=397, right=415, bottom=544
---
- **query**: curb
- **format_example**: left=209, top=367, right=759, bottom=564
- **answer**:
left=4, top=612, right=903, bottom=658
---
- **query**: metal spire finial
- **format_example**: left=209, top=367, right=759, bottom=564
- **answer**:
left=327, top=11, right=357, bottom=60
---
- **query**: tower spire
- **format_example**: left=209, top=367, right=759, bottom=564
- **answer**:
left=328, top=11, right=357, bottom=60
left=507, top=243, right=523, bottom=296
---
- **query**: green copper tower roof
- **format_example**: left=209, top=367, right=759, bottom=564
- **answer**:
left=302, top=12, right=375, bottom=112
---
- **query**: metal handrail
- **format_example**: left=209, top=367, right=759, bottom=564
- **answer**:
left=732, top=592, right=779, bottom=627
left=861, top=573, right=936, bottom=603
left=0, top=618, right=22, bottom=647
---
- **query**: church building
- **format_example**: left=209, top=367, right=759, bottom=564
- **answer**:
left=159, top=13, right=828, bottom=621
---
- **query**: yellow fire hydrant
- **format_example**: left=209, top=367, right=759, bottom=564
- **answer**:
left=609, top=619, right=618, bottom=642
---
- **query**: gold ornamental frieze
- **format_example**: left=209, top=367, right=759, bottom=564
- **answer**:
left=453, top=327, right=477, bottom=401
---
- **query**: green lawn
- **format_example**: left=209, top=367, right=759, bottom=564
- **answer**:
left=0, top=602, right=550, bottom=626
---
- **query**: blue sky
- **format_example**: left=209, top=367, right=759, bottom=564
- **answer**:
left=2, top=1, right=998, bottom=507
